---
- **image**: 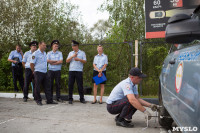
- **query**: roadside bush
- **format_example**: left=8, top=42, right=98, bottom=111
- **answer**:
left=0, top=53, right=13, bottom=91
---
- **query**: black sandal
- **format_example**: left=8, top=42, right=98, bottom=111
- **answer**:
left=91, top=100, right=97, bottom=104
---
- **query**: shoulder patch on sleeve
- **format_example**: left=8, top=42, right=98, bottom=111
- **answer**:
left=32, top=56, right=35, bottom=59
left=125, top=84, right=130, bottom=90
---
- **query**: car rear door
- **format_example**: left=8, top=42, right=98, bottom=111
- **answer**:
left=161, top=44, right=200, bottom=129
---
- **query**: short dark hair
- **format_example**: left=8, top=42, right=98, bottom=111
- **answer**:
left=16, top=44, right=21, bottom=47
left=39, top=41, right=45, bottom=45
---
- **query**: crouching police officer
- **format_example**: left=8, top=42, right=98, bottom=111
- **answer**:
left=30, top=41, right=57, bottom=106
left=106, top=67, right=158, bottom=128
left=47, top=40, right=63, bottom=102
left=8, top=44, right=24, bottom=92
left=22, top=41, right=38, bottom=102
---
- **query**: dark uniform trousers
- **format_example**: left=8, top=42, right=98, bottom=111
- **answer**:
left=68, top=71, right=84, bottom=101
left=34, top=71, right=52, bottom=103
left=48, top=70, right=61, bottom=100
left=23, top=68, right=35, bottom=99
left=12, top=66, right=24, bottom=92
left=107, top=97, right=137, bottom=120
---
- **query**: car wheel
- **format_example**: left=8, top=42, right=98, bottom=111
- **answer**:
left=158, top=81, right=174, bottom=129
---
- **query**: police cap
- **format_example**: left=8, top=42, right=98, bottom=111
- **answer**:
left=29, top=41, right=38, bottom=47
left=72, top=40, right=79, bottom=46
left=129, top=67, right=147, bottom=78
left=51, top=40, right=60, bottom=47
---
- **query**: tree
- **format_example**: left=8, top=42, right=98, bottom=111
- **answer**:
left=100, top=0, right=145, bottom=42
left=90, top=19, right=112, bottom=42
left=0, top=0, right=94, bottom=91
left=0, top=0, right=95, bottom=52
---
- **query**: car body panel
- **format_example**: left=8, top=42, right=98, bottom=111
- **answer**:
left=160, top=44, right=200, bottom=131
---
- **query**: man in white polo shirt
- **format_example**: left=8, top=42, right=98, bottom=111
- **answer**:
left=66, top=40, right=87, bottom=104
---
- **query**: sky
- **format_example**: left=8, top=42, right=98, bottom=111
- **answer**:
left=65, top=0, right=110, bottom=28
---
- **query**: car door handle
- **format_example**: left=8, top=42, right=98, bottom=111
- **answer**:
left=169, top=60, right=175, bottom=64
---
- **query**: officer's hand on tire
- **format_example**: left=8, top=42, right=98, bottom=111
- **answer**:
left=149, top=104, right=158, bottom=112
left=144, top=110, right=151, bottom=120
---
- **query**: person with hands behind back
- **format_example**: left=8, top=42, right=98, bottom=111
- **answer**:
left=106, top=67, right=158, bottom=128
left=22, top=41, right=38, bottom=102
left=30, top=41, right=57, bottom=106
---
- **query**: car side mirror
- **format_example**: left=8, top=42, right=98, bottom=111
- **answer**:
left=165, top=14, right=200, bottom=44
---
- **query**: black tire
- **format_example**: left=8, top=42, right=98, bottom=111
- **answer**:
left=158, top=81, right=173, bottom=129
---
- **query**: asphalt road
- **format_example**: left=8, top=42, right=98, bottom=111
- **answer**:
left=0, top=98, right=168, bottom=133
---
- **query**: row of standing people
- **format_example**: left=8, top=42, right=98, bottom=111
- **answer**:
left=8, top=40, right=108, bottom=105
left=8, top=40, right=159, bottom=128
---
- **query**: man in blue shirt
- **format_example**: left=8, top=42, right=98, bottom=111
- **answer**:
left=22, top=41, right=38, bottom=102
left=8, top=44, right=24, bottom=92
left=47, top=40, right=63, bottom=102
left=30, top=42, right=57, bottom=106
left=66, top=40, right=87, bottom=104
left=106, top=67, right=158, bottom=128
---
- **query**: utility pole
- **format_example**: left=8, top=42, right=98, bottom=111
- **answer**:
left=135, top=40, right=138, bottom=67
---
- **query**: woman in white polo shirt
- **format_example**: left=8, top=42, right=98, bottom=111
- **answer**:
left=92, top=45, right=108, bottom=104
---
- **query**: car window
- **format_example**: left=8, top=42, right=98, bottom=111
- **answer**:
left=192, top=6, right=200, bottom=20
left=170, top=41, right=200, bottom=53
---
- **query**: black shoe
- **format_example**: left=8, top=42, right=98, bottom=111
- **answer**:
left=116, top=119, right=134, bottom=128
left=23, top=98, right=27, bottom=102
left=99, top=101, right=103, bottom=104
left=124, top=118, right=132, bottom=123
left=80, top=99, right=86, bottom=104
left=115, top=114, right=120, bottom=122
left=69, top=100, right=73, bottom=104
left=91, top=100, right=97, bottom=104
left=57, top=99, right=62, bottom=102
left=46, top=101, right=58, bottom=104
left=37, top=101, right=43, bottom=106
left=115, top=115, right=132, bottom=124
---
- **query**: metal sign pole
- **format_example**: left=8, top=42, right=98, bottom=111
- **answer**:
left=140, top=42, right=143, bottom=96
left=135, top=40, right=138, bottom=67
